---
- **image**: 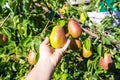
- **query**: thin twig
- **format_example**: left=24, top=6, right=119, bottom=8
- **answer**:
left=0, top=13, right=10, bottom=27
left=34, top=2, right=50, bottom=13
left=82, top=27, right=99, bottom=38
left=40, top=20, right=50, bottom=34
left=103, top=0, right=119, bottom=25
left=33, top=2, right=63, bottom=18
left=111, top=14, right=119, bottom=25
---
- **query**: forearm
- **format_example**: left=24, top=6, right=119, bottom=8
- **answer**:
left=25, top=59, right=55, bottom=80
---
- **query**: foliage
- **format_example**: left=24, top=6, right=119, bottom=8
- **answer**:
left=0, top=0, right=120, bottom=80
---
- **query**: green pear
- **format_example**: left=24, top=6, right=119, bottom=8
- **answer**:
left=50, top=26, right=66, bottom=49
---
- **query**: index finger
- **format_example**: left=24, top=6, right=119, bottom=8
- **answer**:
left=62, top=40, right=70, bottom=51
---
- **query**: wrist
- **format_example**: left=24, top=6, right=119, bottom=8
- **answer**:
left=35, top=58, right=55, bottom=79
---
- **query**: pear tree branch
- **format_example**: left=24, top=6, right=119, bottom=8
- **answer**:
left=33, top=2, right=51, bottom=13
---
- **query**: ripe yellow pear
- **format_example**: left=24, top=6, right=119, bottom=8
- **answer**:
left=82, top=45, right=92, bottom=58
left=80, top=12, right=87, bottom=23
left=50, top=26, right=66, bottom=48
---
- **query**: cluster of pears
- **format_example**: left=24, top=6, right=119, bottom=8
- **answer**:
left=50, top=19, right=91, bottom=58
left=50, top=19, right=82, bottom=49
left=68, top=19, right=92, bottom=58
left=68, top=19, right=82, bottom=50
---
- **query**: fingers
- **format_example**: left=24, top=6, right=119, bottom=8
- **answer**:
left=50, top=40, right=70, bottom=67
left=62, top=39, right=70, bottom=51
left=42, top=37, right=49, bottom=45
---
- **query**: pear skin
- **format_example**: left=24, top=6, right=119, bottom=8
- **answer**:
left=0, top=34, right=8, bottom=46
left=28, top=50, right=37, bottom=65
left=70, top=38, right=81, bottom=50
left=99, top=53, right=112, bottom=70
left=68, top=19, right=82, bottom=38
left=50, top=26, right=66, bottom=49
left=83, top=45, right=92, bottom=58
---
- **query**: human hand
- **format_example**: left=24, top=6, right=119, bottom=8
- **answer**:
left=39, top=37, right=70, bottom=67
left=25, top=37, right=70, bottom=80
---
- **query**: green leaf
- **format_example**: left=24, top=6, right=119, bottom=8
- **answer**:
left=13, top=16, right=19, bottom=27
left=97, top=43, right=102, bottom=56
left=95, top=70, right=104, bottom=74
left=57, top=19, right=66, bottom=27
left=87, top=60, right=92, bottom=72
left=83, top=38, right=91, bottom=50
left=35, top=53, right=39, bottom=63
left=0, top=53, right=6, bottom=58
left=105, top=36, right=111, bottom=45
left=34, top=38, right=41, bottom=53
left=3, top=27, right=11, bottom=39
left=21, top=37, right=31, bottom=46
left=19, top=59, right=25, bottom=64
left=102, top=37, right=105, bottom=44
left=110, top=49, right=115, bottom=55
left=91, top=75, right=98, bottom=80
left=61, top=62, right=65, bottom=72
left=102, top=36, right=111, bottom=45
left=61, top=73, right=68, bottom=80
left=12, top=62, right=17, bottom=71
left=115, top=55, right=120, bottom=62
left=0, top=0, right=6, bottom=6
left=115, top=62, right=120, bottom=69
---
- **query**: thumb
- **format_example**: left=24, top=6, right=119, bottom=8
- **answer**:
left=50, top=40, right=70, bottom=67
left=42, top=37, right=49, bottom=45
left=62, top=39, right=71, bottom=51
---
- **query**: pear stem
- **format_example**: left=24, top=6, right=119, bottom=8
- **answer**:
left=65, top=33, right=70, bottom=37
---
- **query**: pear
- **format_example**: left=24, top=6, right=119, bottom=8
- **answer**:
left=82, top=45, right=92, bottom=58
left=70, top=38, right=81, bottom=50
left=99, top=53, right=112, bottom=70
left=0, top=34, right=8, bottom=46
left=68, top=19, right=82, bottom=38
left=28, top=50, right=37, bottom=65
left=50, top=26, right=66, bottom=48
